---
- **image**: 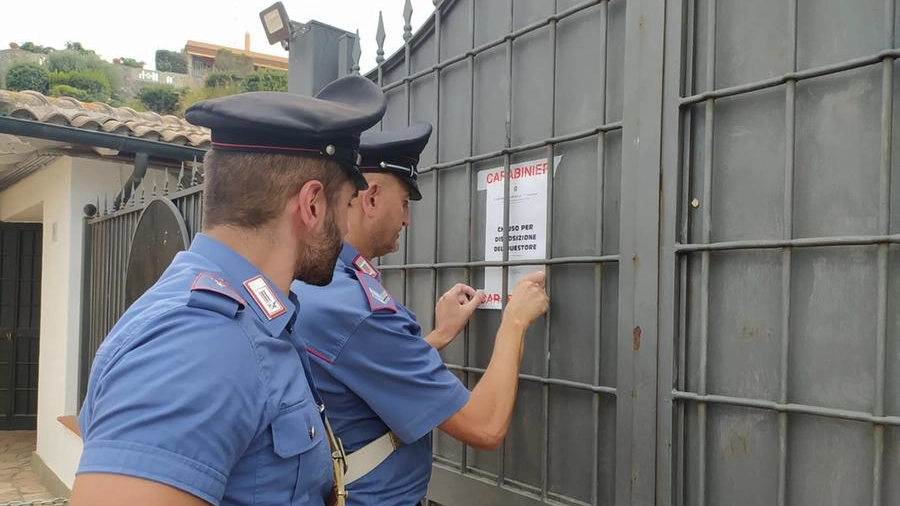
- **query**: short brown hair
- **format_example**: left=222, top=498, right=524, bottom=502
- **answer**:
left=202, top=150, right=347, bottom=229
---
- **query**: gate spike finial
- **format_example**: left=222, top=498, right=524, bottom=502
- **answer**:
left=352, top=30, right=362, bottom=74
left=130, top=182, right=138, bottom=207
left=163, top=172, right=170, bottom=196
left=376, top=12, right=386, bottom=64
left=152, top=176, right=159, bottom=197
left=190, top=162, right=199, bottom=186
left=102, top=194, right=108, bottom=215
left=139, top=187, right=146, bottom=206
left=403, top=0, right=413, bottom=42
left=177, top=162, right=185, bottom=191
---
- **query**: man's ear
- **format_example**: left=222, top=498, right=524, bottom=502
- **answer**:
left=293, top=179, right=326, bottom=228
left=360, top=180, right=380, bottom=215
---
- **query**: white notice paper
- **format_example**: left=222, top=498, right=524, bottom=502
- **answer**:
left=477, top=155, right=561, bottom=310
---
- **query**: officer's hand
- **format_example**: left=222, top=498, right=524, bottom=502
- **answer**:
left=502, top=271, right=549, bottom=327
left=434, top=283, right=482, bottom=340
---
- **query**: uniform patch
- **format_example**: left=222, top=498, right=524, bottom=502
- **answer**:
left=354, top=270, right=397, bottom=312
left=353, top=254, right=380, bottom=278
left=190, top=272, right=246, bottom=306
left=243, top=275, right=287, bottom=320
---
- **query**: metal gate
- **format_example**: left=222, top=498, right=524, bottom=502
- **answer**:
left=366, top=0, right=900, bottom=505
left=0, top=224, right=41, bottom=430
left=79, top=166, right=204, bottom=403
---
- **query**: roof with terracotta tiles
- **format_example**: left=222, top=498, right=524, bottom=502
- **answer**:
left=0, top=89, right=210, bottom=147
left=0, top=89, right=210, bottom=192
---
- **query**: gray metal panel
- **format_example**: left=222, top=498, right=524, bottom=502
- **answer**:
left=713, top=0, right=792, bottom=89
left=511, top=30, right=552, bottom=147
left=605, top=0, right=626, bottom=123
left=787, top=416, right=874, bottom=506
left=789, top=247, right=878, bottom=413
left=438, top=62, right=471, bottom=163
left=382, top=87, right=409, bottom=131
left=502, top=380, right=543, bottom=492
left=439, top=0, right=472, bottom=61
left=794, top=66, right=883, bottom=239
left=512, top=0, right=555, bottom=31
left=436, top=166, right=470, bottom=262
left=709, top=89, right=787, bottom=242
left=555, top=3, right=609, bottom=137
left=796, top=0, right=884, bottom=71
left=411, top=78, right=439, bottom=166
left=473, top=46, right=509, bottom=156
left=887, top=426, right=900, bottom=505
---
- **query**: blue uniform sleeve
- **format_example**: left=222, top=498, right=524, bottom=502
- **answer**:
left=77, top=307, right=266, bottom=505
left=329, top=312, right=471, bottom=444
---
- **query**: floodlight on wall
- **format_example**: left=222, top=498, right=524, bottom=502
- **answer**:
left=259, top=2, right=292, bottom=49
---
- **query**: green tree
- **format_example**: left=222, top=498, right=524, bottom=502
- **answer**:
left=46, top=47, right=122, bottom=102
left=118, top=57, right=144, bottom=69
left=155, top=50, right=188, bottom=74
left=204, top=71, right=242, bottom=89
left=49, top=70, right=112, bottom=102
left=64, top=41, right=96, bottom=56
left=241, top=68, right=288, bottom=92
left=213, top=49, right=254, bottom=76
left=49, top=84, right=89, bottom=101
left=137, top=85, right=181, bottom=115
left=18, top=42, right=54, bottom=54
left=5, top=63, right=49, bottom=93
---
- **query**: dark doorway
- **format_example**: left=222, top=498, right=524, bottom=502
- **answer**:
left=0, top=224, right=41, bottom=430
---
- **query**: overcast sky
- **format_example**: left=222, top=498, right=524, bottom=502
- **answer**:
left=1, top=0, right=435, bottom=73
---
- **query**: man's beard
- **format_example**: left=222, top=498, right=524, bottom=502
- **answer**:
left=294, top=211, right=343, bottom=286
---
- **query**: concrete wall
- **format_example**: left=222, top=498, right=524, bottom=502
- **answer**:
left=0, top=157, right=127, bottom=489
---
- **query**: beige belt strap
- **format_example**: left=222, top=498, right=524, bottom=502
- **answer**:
left=343, top=431, right=402, bottom=484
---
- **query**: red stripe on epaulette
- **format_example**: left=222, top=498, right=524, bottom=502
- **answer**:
left=354, top=270, right=396, bottom=313
left=190, top=271, right=246, bottom=306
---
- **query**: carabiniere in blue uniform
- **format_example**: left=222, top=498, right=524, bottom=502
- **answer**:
left=292, top=243, right=470, bottom=506
left=76, top=75, right=387, bottom=506
left=291, top=121, right=469, bottom=506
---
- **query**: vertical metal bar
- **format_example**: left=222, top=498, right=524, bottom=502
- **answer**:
left=617, top=0, right=667, bottom=503
left=674, top=0, right=696, bottom=503
left=873, top=3, right=893, bottom=500
left=431, top=0, right=442, bottom=344
left=461, top=0, right=476, bottom=475
left=696, top=2, right=717, bottom=505
left=78, top=217, right=94, bottom=408
left=401, top=12, right=415, bottom=304
left=594, top=3, right=609, bottom=505
left=593, top=131, right=606, bottom=506
left=8, top=230, right=21, bottom=419
left=778, top=3, right=798, bottom=504
left=541, top=2, right=558, bottom=500
left=659, top=0, right=690, bottom=504
left=498, top=0, right=514, bottom=485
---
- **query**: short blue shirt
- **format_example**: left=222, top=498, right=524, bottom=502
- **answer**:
left=291, top=242, right=470, bottom=506
left=78, top=233, right=333, bottom=506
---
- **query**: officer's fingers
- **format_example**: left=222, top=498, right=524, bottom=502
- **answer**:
left=459, top=284, right=478, bottom=298
left=520, top=270, right=546, bottom=287
left=462, top=290, right=483, bottom=313
left=454, top=285, right=477, bottom=304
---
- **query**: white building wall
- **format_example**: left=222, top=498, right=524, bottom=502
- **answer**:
left=0, top=157, right=128, bottom=489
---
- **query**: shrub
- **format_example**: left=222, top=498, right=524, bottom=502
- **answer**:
left=5, top=63, right=49, bottom=93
